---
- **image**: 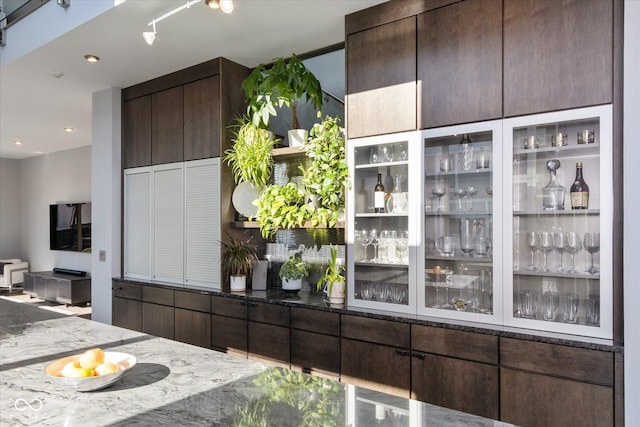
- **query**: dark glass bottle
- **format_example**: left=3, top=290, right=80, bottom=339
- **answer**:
left=374, top=173, right=385, bottom=213
left=570, top=162, right=590, bottom=209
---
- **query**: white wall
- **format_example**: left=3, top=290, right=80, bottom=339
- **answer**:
left=18, top=146, right=92, bottom=273
left=0, top=158, right=22, bottom=259
left=624, top=1, right=640, bottom=424
left=90, top=88, right=121, bottom=324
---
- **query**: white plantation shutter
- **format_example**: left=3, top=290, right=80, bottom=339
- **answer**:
left=184, top=158, right=220, bottom=288
left=124, top=167, right=151, bottom=280
left=152, top=163, right=184, bottom=284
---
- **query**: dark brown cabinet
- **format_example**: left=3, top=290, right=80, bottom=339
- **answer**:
left=290, top=307, right=340, bottom=378
left=340, top=315, right=411, bottom=398
left=122, top=95, right=152, bottom=168
left=211, top=295, right=248, bottom=356
left=141, top=286, right=175, bottom=340
left=175, top=290, right=211, bottom=348
left=346, top=16, right=416, bottom=139
left=151, top=86, right=184, bottom=165
left=417, top=0, right=502, bottom=128
left=500, top=338, right=614, bottom=427
left=247, top=302, right=290, bottom=367
left=112, top=280, right=142, bottom=331
left=503, top=0, right=613, bottom=117
left=184, top=76, right=220, bottom=160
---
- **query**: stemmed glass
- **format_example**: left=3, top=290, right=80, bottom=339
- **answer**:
left=357, top=230, right=373, bottom=262
left=563, top=232, right=582, bottom=274
left=432, top=185, right=447, bottom=212
left=526, top=232, right=539, bottom=270
left=369, top=146, right=380, bottom=164
left=395, top=231, right=409, bottom=264
left=478, top=270, right=489, bottom=313
left=583, top=232, right=600, bottom=275
left=451, top=187, right=468, bottom=211
left=552, top=232, right=566, bottom=272
left=380, top=144, right=394, bottom=162
left=485, top=186, right=493, bottom=212
left=370, top=229, right=379, bottom=263
left=466, top=186, right=478, bottom=210
left=537, top=232, right=555, bottom=272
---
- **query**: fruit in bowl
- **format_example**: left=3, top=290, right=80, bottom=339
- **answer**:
left=45, top=348, right=137, bottom=391
left=451, top=298, right=471, bottom=311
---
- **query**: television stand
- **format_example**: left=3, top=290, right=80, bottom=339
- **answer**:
left=22, top=271, right=91, bottom=306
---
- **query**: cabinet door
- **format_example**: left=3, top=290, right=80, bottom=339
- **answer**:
left=411, top=353, right=499, bottom=420
left=212, top=314, right=247, bottom=356
left=248, top=321, right=290, bottom=367
left=184, top=75, right=220, bottom=160
left=290, top=329, right=340, bottom=378
left=175, top=308, right=211, bottom=349
left=503, top=0, right=612, bottom=116
left=142, top=302, right=174, bottom=339
left=417, top=0, right=502, bottom=128
left=501, top=368, right=613, bottom=427
left=247, top=302, right=289, bottom=327
left=123, top=96, right=152, bottom=168
left=112, top=297, right=142, bottom=331
left=124, top=168, right=152, bottom=280
left=346, top=17, right=416, bottom=139
left=152, top=86, right=183, bottom=165
left=341, top=338, right=411, bottom=398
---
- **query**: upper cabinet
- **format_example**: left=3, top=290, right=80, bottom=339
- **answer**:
left=503, top=0, right=613, bottom=117
left=152, top=86, right=184, bottom=165
left=346, top=16, right=416, bottom=139
left=417, top=0, right=502, bottom=129
left=122, top=95, right=151, bottom=169
left=184, top=75, right=221, bottom=160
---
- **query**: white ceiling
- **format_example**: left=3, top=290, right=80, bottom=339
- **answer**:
left=0, top=0, right=386, bottom=159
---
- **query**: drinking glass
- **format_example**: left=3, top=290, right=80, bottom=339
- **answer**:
left=396, top=143, right=408, bottom=161
left=526, top=232, right=539, bottom=270
left=396, top=231, right=409, bottom=263
left=390, top=286, right=406, bottom=304
left=466, top=186, right=478, bottom=210
left=432, top=185, right=447, bottom=212
left=542, top=291, right=559, bottom=321
left=369, top=146, right=381, bottom=164
left=583, top=232, right=600, bottom=274
left=552, top=232, right=566, bottom=272
left=562, top=293, right=580, bottom=324
left=370, top=229, right=379, bottom=262
left=586, top=295, right=600, bottom=326
left=378, top=230, right=390, bottom=263
left=380, top=144, right=394, bottom=162
left=360, top=282, right=374, bottom=300
left=357, top=230, right=373, bottom=262
left=520, top=290, right=538, bottom=319
left=459, top=218, right=476, bottom=257
left=435, top=236, right=455, bottom=257
left=376, top=283, right=391, bottom=302
left=451, top=187, right=468, bottom=211
left=564, top=232, right=582, bottom=274
left=478, top=270, right=489, bottom=313
left=537, top=231, right=555, bottom=272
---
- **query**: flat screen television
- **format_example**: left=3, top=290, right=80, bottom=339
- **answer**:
left=49, top=202, right=91, bottom=252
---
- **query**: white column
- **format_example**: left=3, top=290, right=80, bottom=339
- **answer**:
left=91, top=88, right=121, bottom=324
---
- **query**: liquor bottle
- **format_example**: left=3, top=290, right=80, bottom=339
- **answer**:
left=570, top=162, right=589, bottom=209
left=374, top=173, right=385, bottom=213
left=459, top=134, right=473, bottom=170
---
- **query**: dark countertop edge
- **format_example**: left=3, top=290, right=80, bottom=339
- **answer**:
left=113, top=277, right=623, bottom=354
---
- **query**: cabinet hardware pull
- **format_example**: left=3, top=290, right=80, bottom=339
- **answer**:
left=396, top=350, right=410, bottom=357
left=249, top=303, right=258, bottom=307
left=412, top=353, right=425, bottom=360
left=239, top=301, right=247, bottom=306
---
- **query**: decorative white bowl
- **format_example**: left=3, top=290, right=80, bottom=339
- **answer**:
left=45, top=351, right=137, bottom=392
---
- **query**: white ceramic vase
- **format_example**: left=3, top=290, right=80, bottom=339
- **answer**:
left=288, top=128, right=308, bottom=147
left=230, top=276, right=246, bottom=292
left=282, top=277, right=302, bottom=292
left=326, top=281, right=346, bottom=305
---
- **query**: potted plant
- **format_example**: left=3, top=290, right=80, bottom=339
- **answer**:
left=256, top=182, right=312, bottom=239
left=317, top=245, right=346, bottom=305
left=242, top=54, right=324, bottom=146
left=278, top=255, right=309, bottom=292
left=220, top=233, right=258, bottom=292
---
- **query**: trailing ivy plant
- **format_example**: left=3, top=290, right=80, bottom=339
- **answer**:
left=256, top=182, right=312, bottom=239
left=224, top=117, right=276, bottom=189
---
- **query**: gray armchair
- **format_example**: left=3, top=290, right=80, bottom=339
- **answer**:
left=0, top=259, right=29, bottom=292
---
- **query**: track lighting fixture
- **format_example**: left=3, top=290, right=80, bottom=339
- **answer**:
left=143, top=0, right=233, bottom=45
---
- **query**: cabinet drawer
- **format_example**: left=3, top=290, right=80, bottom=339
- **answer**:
left=500, top=337, right=613, bottom=386
left=291, top=329, right=340, bottom=376
left=290, top=307, right=339, bottom=336
left=341, top=315, right=410, bottom=348
left=248, top=321, right=290, bottom=364
left=112, top=281, right=142, bottom=300
left=175, top=308, right=211, bottom=348
left=175, top=289, right=210, bottom=313
left=211, top=295, right=247, bottom=319
left=248, top=301, right=289, bottom=327
left=212, top=314, right=247, bottom=354
left=142, top=286, right=174, bottom=306
left=142, top=302, right=174, bottom=339
left=412, top=325, right=498, bottom=364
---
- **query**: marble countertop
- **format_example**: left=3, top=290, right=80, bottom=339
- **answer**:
left=1, top=309, right=513, bottom=426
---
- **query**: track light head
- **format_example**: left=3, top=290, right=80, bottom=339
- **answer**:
left=143, top=31, right=157, bottom=45
left=219, top=0, right=233, bottom=13
left=204, top=0, right=220, bottom=9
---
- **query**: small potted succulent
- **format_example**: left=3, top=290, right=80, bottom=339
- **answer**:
left=220, top=233, right=258, bottom=292
left=317, top=245, right=345, bottom=305
left=278, top=256, right=309, bottom=292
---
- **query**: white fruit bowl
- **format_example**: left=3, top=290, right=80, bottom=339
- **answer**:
left=45, top=351, right=137, bottom=392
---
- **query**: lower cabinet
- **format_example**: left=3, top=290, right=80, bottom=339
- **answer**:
left=113, top=296, right=142, bottom=331
left=290, top=307, right=340, bottom=379
left=142, top=302, right=174, bottom=339
left=175, top=308, right=211, bottom=348
left=211, top=295, right=247, bottom=356
left=247, top=301, right=290, bottom=368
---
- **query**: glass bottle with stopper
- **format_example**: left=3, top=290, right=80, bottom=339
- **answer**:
left=542, top=159, right=565, bottom=211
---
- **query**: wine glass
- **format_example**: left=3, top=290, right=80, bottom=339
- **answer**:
left=380, top=144, right=394, bottom=162
left=537, top=232, right=554, bottom=272
left=583, top=232, right=600, bottom=275
left=552, top=232, right=566, bottom=272
left=378, top=230, right=392, bottom=263
left=370, top=229, right=379, bottom=262
left=466, top=186, right=478, bottom=210
left=526, top=232, right=539, bottom=270
left=369, top=146, right=380, bottom=164
left=451, top=187, right=468, bottom=211
left=357, top=229, right=373, bottom=262
left=563, top=232, right=582, bottom=274
left=432, top=185, right=447, bottom=212
left=485, top=186, right=493, bottom=212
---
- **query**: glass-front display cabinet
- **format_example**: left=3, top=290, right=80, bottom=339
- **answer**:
left=504, top=105, right=613, bottom=339
left=347, top=132, right=420, bottom=314
left=418, top=121, right=503, bottom=324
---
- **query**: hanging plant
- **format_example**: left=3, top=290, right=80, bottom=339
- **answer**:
left=224, top=117, right=276, bottom=189
left=256, top=183, right=312, bottom=239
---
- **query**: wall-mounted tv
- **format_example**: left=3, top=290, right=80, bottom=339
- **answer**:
left=49, top=202, right=91, bottom=252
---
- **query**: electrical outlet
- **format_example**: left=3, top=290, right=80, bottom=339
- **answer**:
left=99, top=250, right=106, bottom=262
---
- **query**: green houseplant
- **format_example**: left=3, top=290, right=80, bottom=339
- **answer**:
left=279, top=256, right=309, bottom=292
left=256, top=182, right=312, bottom=239
left=219, top=233, right=258, bottom=292
left=317, top=245, right=346, bottom=304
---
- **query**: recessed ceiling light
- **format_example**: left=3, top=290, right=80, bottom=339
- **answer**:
left=64, top=127, right=74, bottom=132
left=14, top=140, right=23, bottom=145
left=84, top=55, right=100, bottom=63
left=51, top=71, right=64, bottom=79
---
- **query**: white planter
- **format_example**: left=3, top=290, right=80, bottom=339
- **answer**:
left=288, top=128, right=308, bottom=147
left=326, top=281, right=346, bottom=305
left=282, top=277, right=302, bottom=292
left=230, top=276, right=246, bottom=292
